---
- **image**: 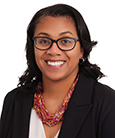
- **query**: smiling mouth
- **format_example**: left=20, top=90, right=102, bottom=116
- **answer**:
left=45, top=61, right=65, bottom=67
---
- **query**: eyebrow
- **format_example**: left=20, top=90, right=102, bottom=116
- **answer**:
left=37, top=31, right=73, bottom=37
left=59, top=31, right=73, bottom=36
left=37, top=32, right=50, bottom=36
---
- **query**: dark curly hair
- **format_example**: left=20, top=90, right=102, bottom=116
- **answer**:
left=18, top=4, right=104, bottom=89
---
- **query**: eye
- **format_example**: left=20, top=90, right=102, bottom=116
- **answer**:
left=59, top=38, right=73, bottom=46
left=39, top=39, right=50, bottom=44
left=62, top=39, right=71, bottom=44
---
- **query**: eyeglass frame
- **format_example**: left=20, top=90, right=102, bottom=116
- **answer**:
left=33, top=36, right=79, bottom=51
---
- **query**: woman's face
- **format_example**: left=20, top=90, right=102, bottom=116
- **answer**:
left=34, top=16, right=83, bottom=82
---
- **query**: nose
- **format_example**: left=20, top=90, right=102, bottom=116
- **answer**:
left=46, top=41, right=62, bottom=56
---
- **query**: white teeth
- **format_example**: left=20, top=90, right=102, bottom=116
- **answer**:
left=47, top=61, right=64, bottom=66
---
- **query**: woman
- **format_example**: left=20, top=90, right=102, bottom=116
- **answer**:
left=0, top=4, right=115, bottom=138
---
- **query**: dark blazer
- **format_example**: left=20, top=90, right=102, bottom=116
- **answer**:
left=0, top=73, right=115, bottom=138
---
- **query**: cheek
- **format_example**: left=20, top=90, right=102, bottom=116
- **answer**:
left=70, top=52, right=80, bottom=66
left=34, top=49, right=39, bottom=63
left=34, top=49, right=42, bottom=67
left=68, top=46, right=83, bottom=62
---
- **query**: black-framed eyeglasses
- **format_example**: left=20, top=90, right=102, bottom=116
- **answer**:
left=33, top=37, right=79, bottom=51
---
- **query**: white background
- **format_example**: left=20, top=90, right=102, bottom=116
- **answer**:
left=0, top=0, right=115, bottom=113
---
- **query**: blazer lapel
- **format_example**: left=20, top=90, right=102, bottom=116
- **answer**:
left=59, top=73, right=94, bottom=138
left=11, top=89, right=34, bottom=138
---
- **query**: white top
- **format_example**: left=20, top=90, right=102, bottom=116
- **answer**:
left=29, top=109, right=60, bottom=138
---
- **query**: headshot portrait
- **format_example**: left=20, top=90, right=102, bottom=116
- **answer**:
left=0, top=0, right=115, bottom=138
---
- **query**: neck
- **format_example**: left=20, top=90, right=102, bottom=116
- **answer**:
left=42, top=73, right=78, bottom=109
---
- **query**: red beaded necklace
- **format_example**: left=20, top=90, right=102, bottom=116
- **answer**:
left=33, top=75, right=79, bottom=127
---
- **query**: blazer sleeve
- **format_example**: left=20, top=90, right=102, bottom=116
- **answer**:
left=96, top=84, right=115, bottom=138
left=101, top=97, right=115, bottom=138
left=0, top=93, right=10, bottom=137
left=0, top=89, right=18, bottom=138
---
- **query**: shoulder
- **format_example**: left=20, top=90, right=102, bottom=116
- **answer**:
left=79, top=73, right=115, bottom=101
left=2, top=88, right=21, bottom=109
left=92, top=81, right=115, bottom=137
left=4, top=87, right=21, bottom=102
left=93, top=81, right=115, bottom=101
left=1, top=88, right=23, bottom=117
left=91, top=80, right=115, bottom=121
left=80, top=73, right=115, bottom=108
left=0, top=87, right=21, bottom=126
left=1, top=87, right=35, bottom=116
left=80, top=73, right=115, bottom=99
left=3, top=87, right=26, bottom=106
left=3, top=87, right=35, bottom=106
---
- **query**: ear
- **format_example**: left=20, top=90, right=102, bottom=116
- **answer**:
left=80, top=47, right=84, bottom=59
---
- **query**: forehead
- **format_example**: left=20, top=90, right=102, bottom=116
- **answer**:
left=34, top=16, right=78, bottom=38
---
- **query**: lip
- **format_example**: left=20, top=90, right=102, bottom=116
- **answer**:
left=44, top=60, right=66, bottom=68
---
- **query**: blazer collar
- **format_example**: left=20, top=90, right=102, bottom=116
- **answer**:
left=58, top=73, right=94, bottom=138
